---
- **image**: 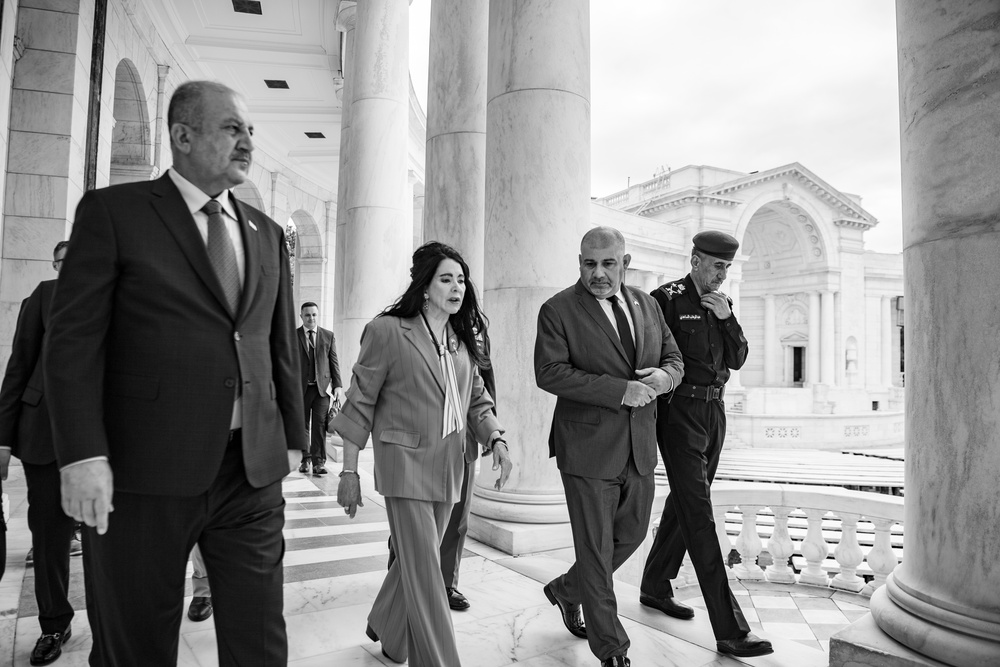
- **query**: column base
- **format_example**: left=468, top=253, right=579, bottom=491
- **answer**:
left=468, top=514, right=573, bottom=556
left=829, top=612, right=950, bottom=667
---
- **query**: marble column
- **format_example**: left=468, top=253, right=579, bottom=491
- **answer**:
left=820, top=289, right=835, bottom=385
left=832, top=2, right=1000, bottom=665
left=411, top=179, right=424, bottom=251
left=332, top=1, right=356, bottom=348
left=473, top=0, right=590, bottom=554
left=762, top=294, right=777, bottom=386
left=422, top=0, right=488, bottom=286
left=881, top=296, right=893, bottom=388
left=807, top=290, right=821, bottom=385
left=339, top=0, right=411, bottom=370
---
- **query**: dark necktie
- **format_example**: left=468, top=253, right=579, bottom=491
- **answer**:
left=608, top=294, right=636, bottom=367
left=202, top=199, right=241, bottom=316
left=307, top=329, right=317, bottom=382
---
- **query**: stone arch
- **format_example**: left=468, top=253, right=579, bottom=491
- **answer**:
left=233, top=181, right=266, bottom=211
left=109, top=59, right=154, bottom=185
left=289, top=209, right=325, bottom=314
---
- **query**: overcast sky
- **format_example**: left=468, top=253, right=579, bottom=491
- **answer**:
left=409, top=1, right=902, bottom=253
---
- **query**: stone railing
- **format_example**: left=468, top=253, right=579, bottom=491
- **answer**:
left=620, top=481, right=905, bottom=598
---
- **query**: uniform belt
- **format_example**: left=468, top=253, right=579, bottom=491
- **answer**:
left=674, top=383, right=725, bottom=402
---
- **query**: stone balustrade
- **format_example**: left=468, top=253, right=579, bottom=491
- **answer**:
left=620, top=481, right=905, bottom=599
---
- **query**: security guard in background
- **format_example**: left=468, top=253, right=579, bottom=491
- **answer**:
left=638, top=231, right=773, bottom=658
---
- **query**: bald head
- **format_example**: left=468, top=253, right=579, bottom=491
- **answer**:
left=579, top=226, right=630, bottom=299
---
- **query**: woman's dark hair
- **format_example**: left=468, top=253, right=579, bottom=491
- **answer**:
left=379, top=241, right=491, bottom=369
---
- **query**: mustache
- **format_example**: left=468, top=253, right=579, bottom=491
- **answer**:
left=231, top=151, right=251, bottom=161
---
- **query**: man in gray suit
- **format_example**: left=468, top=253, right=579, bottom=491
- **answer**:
left=535, top=227, right=684, bottom=667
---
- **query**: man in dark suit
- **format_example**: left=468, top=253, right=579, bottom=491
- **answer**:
left=0, top=241, right=78, bottom=666
left=296, top=301, right=343, bottom=476
left=535, top=227, right=684, bottom=667
left=639, top=231, right=772, bottom=658
left=43, top=80, right=305, bottom=666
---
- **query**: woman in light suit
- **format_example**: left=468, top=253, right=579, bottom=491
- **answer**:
left=333, top=242, right=513, bottom=666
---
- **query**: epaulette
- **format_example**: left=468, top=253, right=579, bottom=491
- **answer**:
left=657, top=281, right=686, bottom=301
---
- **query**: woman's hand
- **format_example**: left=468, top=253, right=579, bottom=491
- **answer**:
left=337, top=472, right=364, bottom=518
left=492, top=442, right=513, bottom=490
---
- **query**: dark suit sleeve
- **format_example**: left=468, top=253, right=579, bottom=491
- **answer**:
left=45, top=191, right=119, bottom=465
left=327, top=330, right=342, bottom=389
left=651, top=298, right=685, bottom=390
left=0, top=291, right=41, bottom=450
left=271, top=229, right=307, bottom=451
left=534, top=299, right=629, bottom=411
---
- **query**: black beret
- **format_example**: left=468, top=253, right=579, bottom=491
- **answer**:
left=692, top=231, right=739, bottom=261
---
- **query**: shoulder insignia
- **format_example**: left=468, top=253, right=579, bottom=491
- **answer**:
left=659, top=282, right=686, bottom=301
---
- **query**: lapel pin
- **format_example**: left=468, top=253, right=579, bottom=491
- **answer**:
left=248, top=220, right=258, bottom=232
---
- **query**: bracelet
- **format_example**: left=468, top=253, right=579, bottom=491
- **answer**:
left=339, top=469, right=359, bottom=478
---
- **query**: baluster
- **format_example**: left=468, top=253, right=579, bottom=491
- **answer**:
left=799, top=508, right=831, bottom=586
left=733, top=505, right=765, bottom=580
left=861, top=517, right=898, bottom=597
left=764, top=506, right=797, bottom=583
left=831, top=512, right=866, bottom=592
left=713, top=504, right=737, bottom=580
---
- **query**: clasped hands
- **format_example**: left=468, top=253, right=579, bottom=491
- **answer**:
left=623, top=367, right=671, bottom=408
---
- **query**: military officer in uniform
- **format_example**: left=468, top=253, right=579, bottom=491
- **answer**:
left=639, top=230, right=773, bottom=658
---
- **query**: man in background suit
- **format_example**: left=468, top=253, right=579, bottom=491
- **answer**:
left=44, top=80, right=304, bottom=666
left=639, top=231, right=772, bottom=658
left=0, top=241, right=78, bottom=666
left=535, top=226, right=684, bottom=667
left=296, top=301, right=343, bottom=476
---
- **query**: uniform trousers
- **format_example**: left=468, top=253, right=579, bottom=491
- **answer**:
left=23, top=461, right=77, bottom=634
left=640, top=396, right=750, bottom=640
left=82, top=432, right=286, bottom=666
left=301, top=384, right=330, bottom=464
left=369, top=496, right=460, bottom=667
left=190, top=544, right=210, bottom=598
left=549, top=454, right=654, bottom=662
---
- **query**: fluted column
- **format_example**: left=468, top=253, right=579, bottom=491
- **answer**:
left=332, top=2, right=356, bottom=349
left=820, top=289, right=835, bottom=384
left=763, top=294, right=777, bottom=385
left=881, top=296, right=893, bottom=387
left=422, top=0, right=488, bottom=287
left=339, top=0, right=411, bottom=369
left=807, top=291, right=821, bottom=385
left=843, top=2, right=1000, bottom=665
left=472, top=0, right=590, bottom=552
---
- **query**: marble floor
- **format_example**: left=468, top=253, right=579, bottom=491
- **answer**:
left=0, top=457, right=868, bottom=666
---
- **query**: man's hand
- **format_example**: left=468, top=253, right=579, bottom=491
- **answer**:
left=337, top=473, right=363, bottom=518
left=701, top=292, right=732, bottom=319
left=0, top=448, right=10, bottom=481
left=288, top=449, right=304, bottom=473
left=623, top=380, right=657, bottom=407
left=60, top=460, right=114, bottom=535
left=636, top=367, right=672, bottom=395
left=332, top=387, right=347, bottom=404
left=492, top=442, right=513, bottom=490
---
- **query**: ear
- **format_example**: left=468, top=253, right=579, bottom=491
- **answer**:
left=170, top=123, right=193, bottom=155
left=623, top=253, right=632, bottom=270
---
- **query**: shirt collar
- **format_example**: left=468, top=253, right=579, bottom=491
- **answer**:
left=167, top=168, right=239, bottom=222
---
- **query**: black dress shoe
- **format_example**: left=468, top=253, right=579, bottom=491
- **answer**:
left=312, top=465, right=328, bottom=475
left=543, top=582, right=587, bottom=639
left=298, top=461, right=310, bottom=473
left=187, top=596, right=213, bottom=622
left=30, top=628, right=71, bottom=666
left=639, top=592, right=695, bottom=620
left=447, top=587, right=470, bottom=610
left=717, top=632, right=774, bottom=657
left=601, top=656, right=630, bottom=667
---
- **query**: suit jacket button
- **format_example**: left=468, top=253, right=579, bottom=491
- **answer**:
left=224, top=378, right=235, bottom=388
left=234, top=331, right=241, bottom=341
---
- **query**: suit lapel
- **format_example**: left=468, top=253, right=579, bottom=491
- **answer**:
left=151, top=176, right=233, bottom=317
left=575, top=282, right=630, bottom=366
left=623, top=285, right=646, bottom=365
left=231, top=195, right=260, bottom=324
left=401, top=317, right=445, bottom=394
left=297, top=326, right=309, bottom=354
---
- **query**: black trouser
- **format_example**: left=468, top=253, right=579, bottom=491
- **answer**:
left=301, top=384, right=330, bottom=465
left=549, top=454, right=654, bottom=662
left=640, top=395, right=750, bottom=641
left=23, top=461, right=77, bottom=634
left=83, top=433, right=287, bottom=666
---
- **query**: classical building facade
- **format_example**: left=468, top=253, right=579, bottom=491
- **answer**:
left=0, top=0, right=996, bottom=664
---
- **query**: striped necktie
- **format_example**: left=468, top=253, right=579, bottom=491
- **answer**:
left=202, top=199, right=241, bottom=316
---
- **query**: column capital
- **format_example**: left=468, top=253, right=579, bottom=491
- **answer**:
left=336, top=1, right=356, bottom=31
